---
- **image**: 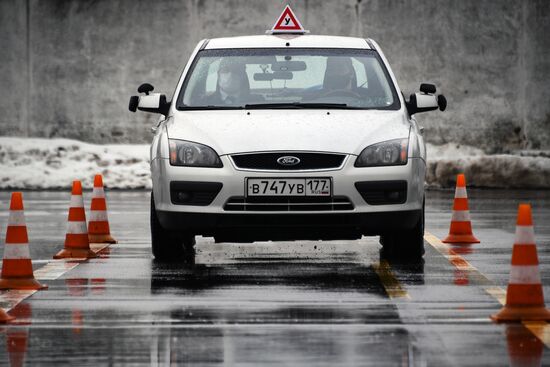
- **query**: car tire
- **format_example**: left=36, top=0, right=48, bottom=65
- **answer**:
left=150, top=194, right=196, bottom=262
left=380, top=199, right=425, bottom=260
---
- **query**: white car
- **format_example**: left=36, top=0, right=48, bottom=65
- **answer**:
left=130, top=33, right=446, bottom=261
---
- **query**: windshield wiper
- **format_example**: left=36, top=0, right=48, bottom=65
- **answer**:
left=179, top=105, right=244, bottom=110
left=244, top=102, right=348, bottom=109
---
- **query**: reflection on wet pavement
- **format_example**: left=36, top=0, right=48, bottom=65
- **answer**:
left=0, top=189, right=549, bottom=365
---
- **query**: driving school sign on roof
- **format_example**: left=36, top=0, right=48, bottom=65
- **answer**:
left=268, top=5, right=309, bottom=34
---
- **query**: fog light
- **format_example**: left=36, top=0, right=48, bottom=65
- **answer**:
left=387, top=191, right=400, bottom=201
left=177, top=192, right=191, bottom=202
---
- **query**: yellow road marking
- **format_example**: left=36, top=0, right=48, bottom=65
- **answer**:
left=0, top=242, right=112, bottom=313
left=485, top=286, right=506, bottom=306
left=372, top=260, right=410, bottom=299
left=424, top=231, right=550, bottom=349
left=424, top=232, right=504, bottom=299
left=523, top=322, right=550, bottom=347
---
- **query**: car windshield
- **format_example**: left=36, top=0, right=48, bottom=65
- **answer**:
left=177, top=48, right=400, bottom=110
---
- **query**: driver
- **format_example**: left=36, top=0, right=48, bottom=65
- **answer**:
left=322, top=57, right=357, bottom=91
left=202, top=59, right=252, bottom=105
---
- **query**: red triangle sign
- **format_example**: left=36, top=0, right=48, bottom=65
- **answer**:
left=270, top=5, right=307, bottom=34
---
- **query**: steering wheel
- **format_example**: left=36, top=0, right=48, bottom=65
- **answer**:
left=318, top=89, right=363, bottom=99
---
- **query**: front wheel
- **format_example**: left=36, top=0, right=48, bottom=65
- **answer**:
left=380, top=200, right=425, bottom=260
left=151, top=194, right=195, bottom=262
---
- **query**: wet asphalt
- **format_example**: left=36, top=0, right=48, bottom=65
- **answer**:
left=0, top=189, right=549, bottom=366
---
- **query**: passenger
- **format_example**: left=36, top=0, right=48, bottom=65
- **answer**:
left=302, top=57, right=359, bottom=101
left=202, top=59, right=259, bottom=106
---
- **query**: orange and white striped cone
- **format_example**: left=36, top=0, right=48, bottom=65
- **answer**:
left=0, top=192, right=47, bottom=290
left=88, top=174, right=117, bottom=244
left=54, top=181, right=97, bottom=259
left=491, top=204, right=550, bottom=322
left=442, top=174, right=480, bottom=244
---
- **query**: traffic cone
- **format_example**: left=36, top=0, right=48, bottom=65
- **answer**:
left=88, top=174, right=117, bottom=244
left=0, top=192, right=47, bottom=290
left=442, top=174, right=480, bottom=244
left=54, top=181, right=97, bottom=259
left=491, top=204, right=550, bottom=322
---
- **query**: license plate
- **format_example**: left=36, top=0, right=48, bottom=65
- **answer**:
left=246, top=178, right=331, bottom=197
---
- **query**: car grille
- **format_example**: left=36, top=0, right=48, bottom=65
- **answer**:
left=223, top=196, right=354, bottom=211
left=230, top=152, right=346, bottom=170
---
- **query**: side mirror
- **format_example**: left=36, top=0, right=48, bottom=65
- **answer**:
left=129, top=83, right=170, bottom=115
left=406, top=83, right=447, bottom=115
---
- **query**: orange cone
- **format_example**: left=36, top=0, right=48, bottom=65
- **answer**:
left=54, top=181, right=97, bottom=259
left=491, top=204, right=550, bottom=322
left=88, top=174, right=117, bottom=244
left=442, top=174, right=480, bottom=244
left=0, top=193, right=47, bottom=290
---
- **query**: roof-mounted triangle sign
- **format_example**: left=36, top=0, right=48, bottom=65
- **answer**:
left=268, top=5, right=309, bottom=34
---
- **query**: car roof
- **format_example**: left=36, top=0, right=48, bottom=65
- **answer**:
left=204, top=35, right=371, bottom=50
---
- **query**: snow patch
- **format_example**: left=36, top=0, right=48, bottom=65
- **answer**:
left=0, top=137, right=150, bottom=189
left=426, top=143, right=550, bottom=189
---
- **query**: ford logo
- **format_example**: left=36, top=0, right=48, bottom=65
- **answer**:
left=277, top=156, right=301, bottom=166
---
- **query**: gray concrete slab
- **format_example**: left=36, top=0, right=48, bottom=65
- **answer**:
left=0, top=189, right=549, bottom=365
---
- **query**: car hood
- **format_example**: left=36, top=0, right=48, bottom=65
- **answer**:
left=166, top=109, right=410, bottom=155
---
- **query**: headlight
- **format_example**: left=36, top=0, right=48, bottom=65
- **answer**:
left=355, top=138, right=408, bottom=167
left=168, top=139, right=223, bottom=167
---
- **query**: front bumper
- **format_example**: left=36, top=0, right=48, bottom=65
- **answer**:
left=151, top=155, right=425, bottom=238
left=157, top=210, right=422, bottom=241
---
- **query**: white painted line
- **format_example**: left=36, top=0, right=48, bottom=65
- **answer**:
left=33, top=260, right=80, bottom=280
left=0, top=290, right=37, bottom=311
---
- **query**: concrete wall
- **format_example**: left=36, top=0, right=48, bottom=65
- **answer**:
left=1, top=0, right=549, bottom=152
